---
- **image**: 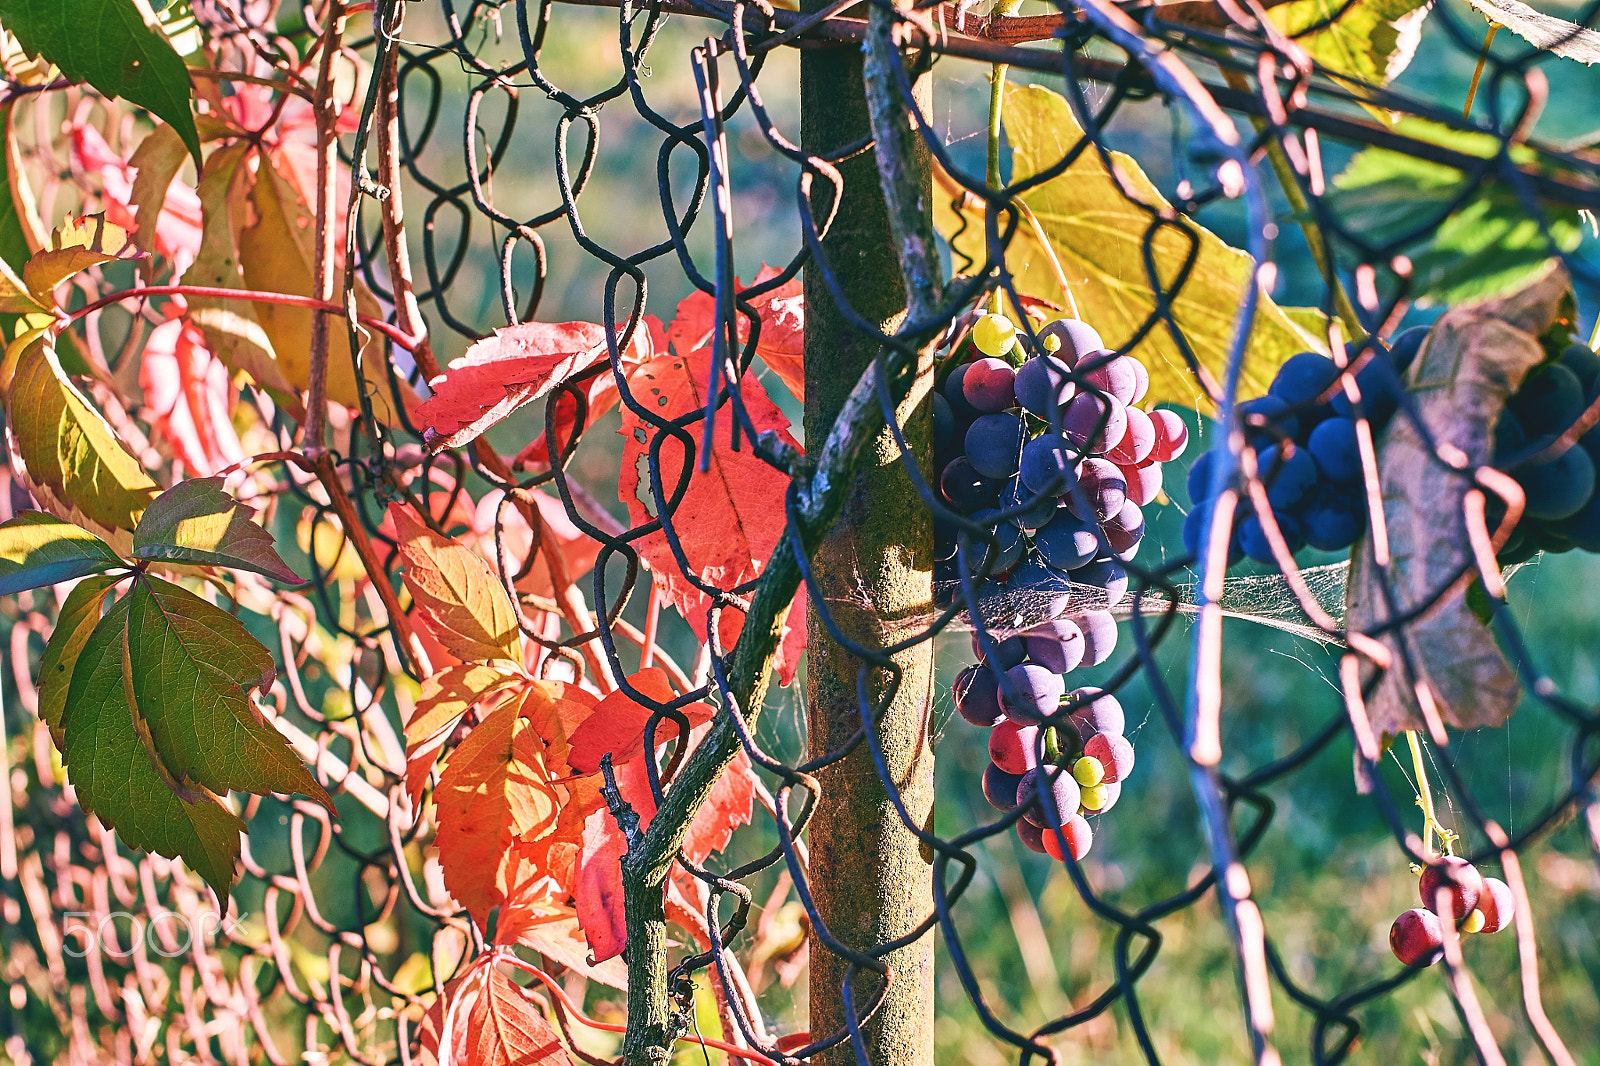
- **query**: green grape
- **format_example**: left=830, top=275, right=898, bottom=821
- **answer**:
left=1072, top=755, right=1105, bottom=787
left=973, top=312, right=1017, bottom=358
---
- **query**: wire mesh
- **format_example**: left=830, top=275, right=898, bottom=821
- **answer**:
left=2, top=0, right=1599, bottom=1063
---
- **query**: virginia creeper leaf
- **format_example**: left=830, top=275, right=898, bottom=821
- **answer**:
left=181, top=142, right=299, bottom=403
left=60, top=591, right=246, bottom=900
left=616, top=352, right=807, bottom=685
left=5, top=332, right=160, bottom=546
left=420, top=965, right=573, bottom=1066
left=126, top=121, right=203, bottom=265
left=133, top=477, right=302, bottom=583
left=22, top=213, right=144, bottom=308
left=0, top=510, right=124, bottom=594
left=36, top=573, right=117, bottom=745
left=0, top=99, right=33, bottom=274
left=515, top=316, right=661, bottom=471
left=935, top=83, right=1329, bottom=410
left=407, top=661, right=522, bottom=748
left=664, top=264, right=805, bottom=400
left=121, top=575, right=333, bottom=809
left=391, top=503, right=522, bottom=665
left=416, top=320, right=610, bottom=451
left=0, top=0, right=201, bottom=165
left=565, top=667, right=711, bottom=774
left=138, top=317, right=243, bottom=477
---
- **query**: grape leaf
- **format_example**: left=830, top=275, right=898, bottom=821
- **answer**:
left=1465, top=0, right=1600, bottom=65
left=36, top=573, right=117, bottom=745
left=0, top=511, right=124, bottom=594
left=934, top=83, right=1329, bottom=411
left=180, top=142, right=299, bottom=404
left=1268, top=0, right=1431, bottom=91
left=416, top=320, right=611, bottom=451
left=1346, top=264, right=1572, bottom=738
left=1328, top=119, right=1583, bottom=306
left=420, top=965, right=573, bottom=1066
left=391, top=504, right=523, bottom=665
left=59, top=591, right=247, bottom=900
left=0, top=0, right=201, bottom=165
left=133, top=477, right=302, bottom=583
left=22, top=213, right=144, bottom=308
left=122, top=575, right=333, bottom=809
left=617, top=351, right=807, bottom=685
left=5, top=332, right=160, bottom=547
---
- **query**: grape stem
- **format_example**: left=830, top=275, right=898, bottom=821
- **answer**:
left=1462, top=23, right=1499, bottom=119
left=1405, top=729, right=1457, bottom=858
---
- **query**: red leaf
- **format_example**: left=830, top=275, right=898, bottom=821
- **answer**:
left=515, top=315, right=663, bottom=471
left=664, top=265, right=804, bottom=401
left=617, top=351, right=806, bottom=686
left=565, top=667, right=711, bottom=775
left=420, top=965, right=573, bottom=1066
left=417, top=321, right=611, bottom=451
left=138, top=316, right=244, bottom=477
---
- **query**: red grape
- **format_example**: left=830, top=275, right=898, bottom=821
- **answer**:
left=989, top=719, right=1040, bottom=775
left=1108, top=406, right=1156, bottom=465
left=953, top=665, right=1003, bottom=727
left=1042, top=812, right=1094, bottom=861
left=1085, top=732, right=1135, bottom=782
left=1476, top=877, right=1515, bottom=933
left=1390, top=908, right=1444, bottom=967
left=1419, top=856, right=1483, bottom=921
left=1148, top=409, right=1189, bottom=462
left=963, top=357, right=1018, bottom=413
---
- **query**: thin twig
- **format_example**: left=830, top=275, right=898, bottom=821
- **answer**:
left=304, top=0, right=348, bottom=457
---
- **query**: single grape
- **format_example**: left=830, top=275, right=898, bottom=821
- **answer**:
left=1016, top=818, right=1049, bottom=854
left=966, top=413, right=1027, bottom=479
left=1128, top=357, right=1150, bottom=406
left=1064, top=458, right=1128, bottom=522
left=1014, top=354, right=1076, bottom=416
left=1108, top=406, right=1157, bottom=465
left=1000, top=663, right=1067, bottom=721
left=943, top=363, right=981, bottom=423
left=932, top=393, right=956, bottom=448
left=1063, top=392, right=1128, bottom=455
left=1019, top=433, right=1082, bottom=494
left=1302, top=492, right=1366, bottom=552
left=1041, top=812, right=1093, bottom=861
left=954, top=665, right=1004, bottom=726
left=1036, top=318, right=1104, bottom=364
left=1103, top=520, right=1143, bottom=561
left=940, top=456, right=1001, bottom=513
left=1186, top=448, right=1221, bottom=504
left=1238, top=511, right=1305, bottom=564
left=1092, top=780, right=1122, bottom=813
left=1509, top=363, right=1584, bottom=434
left=1419, top=856, right=1483, bottom=921
left=1256, top=443, right=1319, bottom=509
left=1079, top=782, right=1110, bottom=812
left=1476, top=877, right=1515, bottom=934
left=1035, top=509, right=1101, bottom=570
left=1067, top=687, right=1125, bottom=735
left=1080, top=354, right=1141, bottom=406
left=1270, top=351, right=1343, bottom=407
left=1517, top=444, right=1596, bottom=521
left=1148, top=409, right=1190, bottom=462
left=1018, top=765, right=1083, bottom=828
left=989, top=719, right=1040, bottom=775
left=1386, top=325, right=1429, bottom=374
left=1390, top=908, right=1445, bottom=967
left=964, top=356, right=1019, bottom=413
left=972, top=632, right=1027, bottom=671
left=973, top=312, right=1018, bottom=358
left=1070, top=611, right=1119, bottom=667
left=1000, top=475, right=1060, bottom=531
left=969, top=509, right=1026, bottom=574
left=1084, top=732, right=1135, bottom=783
left=1330, top=342, right=1403, bottom=427
left=1077, top=559, right=1128, bottom=608
left=1004, top=557, right=1076, bottom=621
left=1073, top=755, right=1106, bottom=787
left=1023, top=618, right=1086, bottom=674
left=1560, top=342, right=1600, bottom=392
left=982, top=762, right=1026, bottom=811
left=1182, top=497, right=1241, bottom=563
left=1238, top=394, right=1300, bottom=445
left=1103, top=498, right=1144, bottom=539
left=1308, top=416, right=1362, bottom=483
left=1119, top=460, right=1165, bottom=507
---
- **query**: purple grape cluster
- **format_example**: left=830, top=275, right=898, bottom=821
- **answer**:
left=934, top=312, right=1170, bottom=862
left=1182, top=330, right=1419, bottom=567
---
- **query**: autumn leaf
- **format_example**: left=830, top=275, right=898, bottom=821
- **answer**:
left=566, top=667, right=711, bottom=774
left=0, top=511, right=125, bottom=594
left=391, top=503, right=522, bottom=665
left=515, top=315, right=662, bottom=471
left=138, top=316, right=244, bottom=477
left=935, top=83, right=1328, bottom=410
left=407, top=662, right=522, bottom=750
left=417, top=319, right=612, bottom=451
left=22, top=213, right=144, bottom=308
left=617, top=351, right=806, bottom=685
left=665, top=265, right=805, bottom=401
left=420, top=964, right=573, bottom=1066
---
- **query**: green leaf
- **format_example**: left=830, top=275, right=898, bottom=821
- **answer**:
left=61, top=590, right=246, bottom=900
left=37, top=574, right=117, bottom=745
left=1269, top=0, right=1431, bottom=92
left=0, top=0, right=201, bottom=165
left=6, top=332, right=159, bottom=548
left=1328, top=119, right=1583, bottom=305
left=0, top=510, right=124, bottom=594
left=935, top=83, right=1329, bottom=410
left=134, top=478, right=303, bottom=583
left=122, top=575, right=332, bottom=809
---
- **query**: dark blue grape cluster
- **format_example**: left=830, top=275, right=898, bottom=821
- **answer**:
left=1492, top=342, right=1600, bottom=561
left=935, top=312, right=1174, bottom=860
left=1181, top=328, right=1423, bottom=567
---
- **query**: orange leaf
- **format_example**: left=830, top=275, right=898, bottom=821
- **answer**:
left=417, top=320, right=611, bottom=451
left=391, top=504, right=522, bottom=665
left=565, top=667, right=710, bottom=775
left=420, top=965, right=572, bottom=1066
left=617, top=351, right=806, bottom=686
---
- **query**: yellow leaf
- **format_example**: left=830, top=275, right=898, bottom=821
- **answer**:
left=390, top=503, right=522, bottom=665
left=22, top=213, right=144, bottom=308
left=935, top=84, right=1328, bottom=412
